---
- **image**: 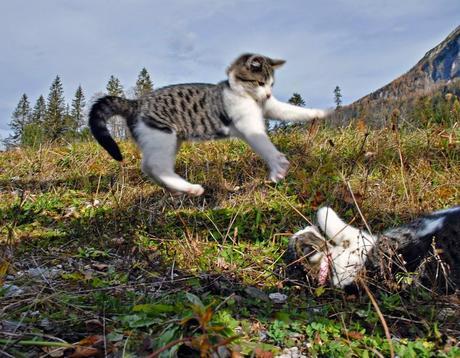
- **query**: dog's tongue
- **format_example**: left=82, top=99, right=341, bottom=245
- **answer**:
left=318, top=255, right=330, bottom=285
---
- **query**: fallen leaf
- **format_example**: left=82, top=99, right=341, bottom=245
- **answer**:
left=78, top=335, right=103, bottom=345
left=311, top=191, right=325, bottom=210
left=254, top=347, right=273, bottom=358
left=231, top=351, right=243, bottom=358
left=0, top=260, right=9, bottom=285
left=337, top=185, right=363, bottom=205
left=68, top=346, right=100, bottom=358
left=346, top=331, right=365, bottom=340
left=91, top=263, right=109, bottom=271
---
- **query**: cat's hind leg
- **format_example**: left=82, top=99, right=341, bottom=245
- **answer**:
left=136, top=123, right=204, bottom=196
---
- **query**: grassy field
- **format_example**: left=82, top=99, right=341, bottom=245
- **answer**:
left=1, top=122, right=459, bottom=357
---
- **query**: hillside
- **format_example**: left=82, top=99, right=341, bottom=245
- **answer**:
left=363, top=25, right=459, bottom=102
left=1, top=123, right=459, bottom=356
left=335, top=25, right=460, bottom=126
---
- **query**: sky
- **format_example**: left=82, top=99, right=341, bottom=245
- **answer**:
left=0, top=0, right=459, bottom=142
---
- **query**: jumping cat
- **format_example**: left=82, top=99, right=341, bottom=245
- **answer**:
left=89, top=53, right=330, bottom=196
left=287, top=206, right=460, bottom=293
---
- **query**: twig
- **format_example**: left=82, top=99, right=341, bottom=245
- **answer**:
left=270, top=185, right=313, bottom=225
left=0, top=347, right=15, bottom=358
left=342, top=174, right=373, bottom=235
left=392, top=126, right=410, bottom=202
left=214, top=293, right=236, bottom=312
left=357, top=277, right=394, bottom=358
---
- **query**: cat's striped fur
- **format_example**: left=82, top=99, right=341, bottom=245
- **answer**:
left=89, top=53, right=330, bottom=196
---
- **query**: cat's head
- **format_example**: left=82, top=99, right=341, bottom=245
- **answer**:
left=227, top=53, right=285, bottom=102
left=288, top=225, right=332, bottom=286
left=288, top=207, right=377, bottom=287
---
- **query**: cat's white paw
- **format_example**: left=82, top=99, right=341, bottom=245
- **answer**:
left=269, top=154, right=290, bottom=183
left=187, top=184, right=205, bottom=196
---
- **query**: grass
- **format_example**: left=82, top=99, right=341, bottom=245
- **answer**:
left=0, top=121, right=459, bottom=357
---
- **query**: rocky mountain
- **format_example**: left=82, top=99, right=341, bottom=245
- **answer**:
left=361, top=25, right=459, bottom=102
left=335, top=25, right=460, bottom=126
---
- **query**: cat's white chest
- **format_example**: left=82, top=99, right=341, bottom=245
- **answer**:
left=222, top=88, right=264, bottom=124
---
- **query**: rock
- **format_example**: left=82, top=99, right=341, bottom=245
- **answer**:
left=244, top=287, right=269, bottom=302
left=258, top=331, right=268, bottom=341
left=2, top=283, right=24, bottom=297
left=0, top=320, right=26, bottom=332
left=39, top=318, right=53, bottom=331
left=275, top=347, right=306, bottom=358
left=26, top=267, right=60, bottom=280
left=269, top=292, right=288, bottom=304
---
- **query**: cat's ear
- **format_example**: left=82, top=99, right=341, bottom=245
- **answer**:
left=269, top=58, right=286, bottom=69
left=247, top=56, right=264, bottom=72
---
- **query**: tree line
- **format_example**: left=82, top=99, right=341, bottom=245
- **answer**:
left=4, top=68, right=154, bottom=149
left=4, top=69, right=342, bottom=149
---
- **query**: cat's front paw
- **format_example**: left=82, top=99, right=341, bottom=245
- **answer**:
left=269, top=154, right=290, bottom=183
left=187, top=184, right=205, bottom=196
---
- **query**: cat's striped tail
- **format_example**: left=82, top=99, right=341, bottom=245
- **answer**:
left=88, top=96, right=138, bottom=161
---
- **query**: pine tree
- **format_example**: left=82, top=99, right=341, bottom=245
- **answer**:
left=31, top=95, right=46, bottom=124
left=63, top=104, right=76, bottom=138
left=134, top=68, right=153, bottom=98
left=288, top=93, right=306, bottom=107
left=8, top=94, right=31, bottom=145
left=106, top=76, right=126, bottom=138
left=44, top=75, right=67, bottom=140
left=71, top=85, right=86, bottom=130
left=334, top=86, right=342, bottom=109
left=106, top=76, right=125, bottom=97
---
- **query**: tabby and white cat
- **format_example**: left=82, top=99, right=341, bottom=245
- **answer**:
left=89, top=53, right=329, bottom=195
left=287, top=206, right=460, bottom=293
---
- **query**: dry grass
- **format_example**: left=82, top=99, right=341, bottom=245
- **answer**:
left=0, top=122, right=459, bottom=356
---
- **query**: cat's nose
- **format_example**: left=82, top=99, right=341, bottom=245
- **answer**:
left=266, top=93, right=271, bottom=99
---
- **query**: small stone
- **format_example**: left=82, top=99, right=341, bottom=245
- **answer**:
left=111, top=237, right=125, bottom=245
left=258, top=331, right=268, bottom=341
left=0, top=320, right=26, bottom=332
left=39, top=318, right=53, bottom=330
left=26, top=267, right=60, bottom=280
left=276, top=347, right=306, bottom=358
left=244, top=287, right=269, bottom=302
left=2, top=284, right=24, bottom=297
left=269, top=292, right=288, bottom=304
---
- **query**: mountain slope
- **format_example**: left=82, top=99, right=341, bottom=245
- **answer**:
left=335, top=25, right=460, bottom=126
left=362, top=25, right=459, bottom=102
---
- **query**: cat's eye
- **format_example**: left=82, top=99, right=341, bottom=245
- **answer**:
left=257, top=81, right=265, bottom=86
